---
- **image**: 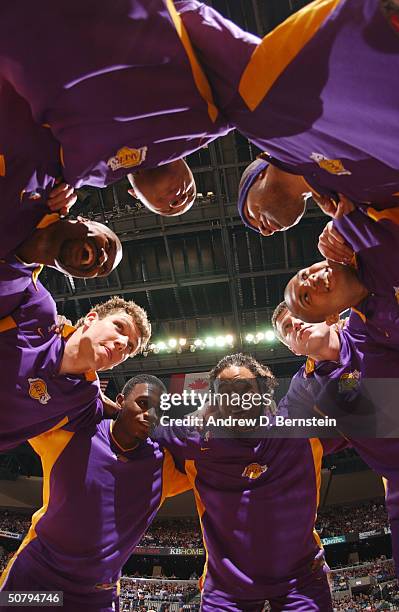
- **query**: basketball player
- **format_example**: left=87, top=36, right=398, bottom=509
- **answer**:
left=0, top=375, right=190, bottom=612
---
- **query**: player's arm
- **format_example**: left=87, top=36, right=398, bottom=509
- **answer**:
left=0, top=258, right=38, bottom=319
left=160, top=448, right=192, bottom=500
left=175, top=0, right=260, bottom=104
left=279, top=370, right=319, bottom=420
left=152, top=416, right=203, bottom=462
left=333, top=196, right=390, bottom=253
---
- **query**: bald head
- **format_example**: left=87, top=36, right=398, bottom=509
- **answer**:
left=17, top=217, right=122, bottom=279
left=128, top=160, right=196, bottom=217
left=239, top=160, right=309, bottom=236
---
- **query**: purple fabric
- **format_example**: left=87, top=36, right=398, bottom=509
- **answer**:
left=1, top=423, right=168, bottom=604
left=0, top=257, right=102, bottom=450
left=0, top=78, right=61, bottom=256
left=0, top=0, right=398, bottom=206
left=157, top=425, right=324, bottom=599
left=236, top=159, right=268, bottom=231
left=0, top=548, right=119, bottom=611
left=201, top=562, right=332, bottom=611
left=335, top=208, right=399, bottom=350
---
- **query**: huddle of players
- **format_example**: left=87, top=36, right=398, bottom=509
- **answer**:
left=1, top=0, right=399, bottom=610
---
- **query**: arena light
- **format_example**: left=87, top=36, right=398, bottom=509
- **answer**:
left=225, top=334, right=234, bottom=345
left=215, top=336, right=225, bottom=347
left=205, top=336, right=216, bottom=347
left=157, top=341, right=167, bottom=351
left=194, top=339, right=203, bottom=347
left=256, top=332, right=265, bottom=341
left=179, top=338, right=187, bottom=346
left=265, top=330, right=275, bottom=342
left=245, top=333, right=254, bottom=342
left=168, top=338, right=177, bottom=348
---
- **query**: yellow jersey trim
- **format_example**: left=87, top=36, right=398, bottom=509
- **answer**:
left=0, top=155, right=5, bottom=177
left=84, top=370, right=98, bottom=382
left=36, top=213, right=60, bottom=230
left=60, top=146, right=65, bottom=168
left=351, top=306, right=366, bottom=324
left=60, top=324, right=76, bottom=339
left=0, top=425, right=74, bottom=589
left=159, top=448, right=191, bottom=506
left=305, top=357, right=316, bottom=376
left=32, top=265, right=43, bottom=290
left=382, top=477, right=388, bottom=495
left=366, top=206, right=399, bottom=226
left=165, top=0, right=219, bottom=123
left=184, top=460, right=208, bottom=591
left=239, top=0, right=342, bottom=110
left=0, top=316, right=17, bottom=333
left=309, top=438, right=323, bottom=549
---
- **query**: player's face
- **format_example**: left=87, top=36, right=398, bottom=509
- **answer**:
left=214, top=366, right=262, bottom=428
left=56, top=220, right=122, bottom=278
left=284, top=260, right=358, bottom=323
left=80, top=310, right=142, bottom=371
left=244, top=166, right=307, bottom=236
left=129, top=160, right=196, bottom=216
left=275, top=308, right=331, bottom=356
left=123, top=383, right=163, bottom=437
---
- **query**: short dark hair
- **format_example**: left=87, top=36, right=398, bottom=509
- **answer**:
left=271, top=301, right=289, bottom=344
left=209, top=353, right=277, bottom=394
left=122, top=374, right=167, bottom=398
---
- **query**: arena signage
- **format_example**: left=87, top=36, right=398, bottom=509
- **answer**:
left=0, top=530, right=22, bottom=540
left=133, top=546, right=205, bottom=556
left=321, top=536, right=346, bottom=545
left=358, top=528, right=385, bottom=540
left=169, top=547, right=205, bottom=556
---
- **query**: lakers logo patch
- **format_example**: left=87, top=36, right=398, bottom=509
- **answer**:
left=28, top=378, right=51, bottom=405
left=242, top=463, right=268, bottom=480
left=338, top=370, right=360, bottom=394
left=107, top=146, right=147, bottom=171
left=310, top=153, right=351, bottom=176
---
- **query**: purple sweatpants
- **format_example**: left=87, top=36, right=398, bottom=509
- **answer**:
left=201, top=566, right=332, bottom=612
left=0, top=549, right=119, bottom=612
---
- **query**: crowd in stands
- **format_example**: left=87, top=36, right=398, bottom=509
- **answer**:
left=120, top=578, right=199, bottom=611
left=331, top=559, right=396, bottom=592
left=0, top=499, right=390, bottom=547
left=0, top=547, right=13, bottom=573
left=316, top=499, right=388, bottom=538
left=332, top=585, right=399, bottom=611
left=0, top=510, right=30, bottom=535
left=138, top=519, right=202, bottom=549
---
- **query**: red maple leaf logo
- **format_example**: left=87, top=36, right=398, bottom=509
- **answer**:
left=188, top=378, right=209, bottom=390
